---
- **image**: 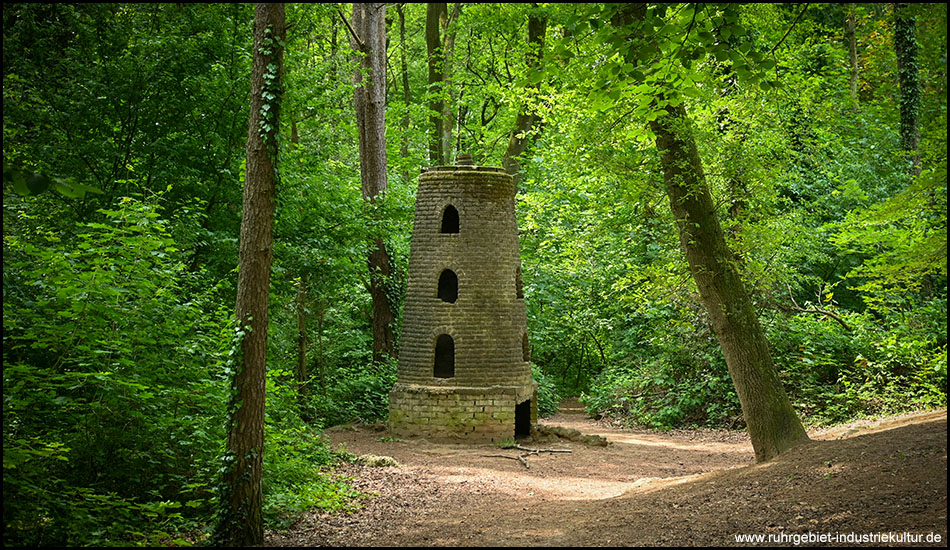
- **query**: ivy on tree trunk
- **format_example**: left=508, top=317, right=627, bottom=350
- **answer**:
left=215, top=3, right=285, bottom=546
left=894, top=2, right=922, bottom=174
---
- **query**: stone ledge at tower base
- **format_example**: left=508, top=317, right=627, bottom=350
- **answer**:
left=389, top=382, right=538, bottom=443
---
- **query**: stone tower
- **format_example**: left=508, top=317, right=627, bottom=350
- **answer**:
left=389, top=155, right=537, bottom=442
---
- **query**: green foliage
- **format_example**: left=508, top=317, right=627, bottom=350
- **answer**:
left=3, top=197, right=229, bottom=546
left=832, top=144, right=947, bottom=314
left=309, top=359, right=398, bottom=427
left=532, top=365, right=562, bottom=418
left=3, top=159, right=103, bottom=199
left=580, top=310, right=741, bottom=429
left=262, top=396, right=361, bottom=530
left=768, top=301, right=947, bottom=426
left=3, top=2, right=252, bottom=283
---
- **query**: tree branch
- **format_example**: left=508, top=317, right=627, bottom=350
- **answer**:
left=335, top=5, right=364, bottom=51
left=785, top=283, right=852, bottom=332
left=769, top=4, right=810, bottom=56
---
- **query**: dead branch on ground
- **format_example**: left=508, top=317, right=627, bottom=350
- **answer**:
left=482, top=444, right=572, bottom=469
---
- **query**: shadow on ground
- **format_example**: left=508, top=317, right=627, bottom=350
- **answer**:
left=267, top=406, right=947, bottom=547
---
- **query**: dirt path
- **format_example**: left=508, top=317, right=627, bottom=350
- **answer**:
left=267, top=402, right=947, bottom=547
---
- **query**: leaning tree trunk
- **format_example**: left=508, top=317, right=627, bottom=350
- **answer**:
left=650, top=103, right=810, bottom=463
left=352, top=2, right=396, bottom=363
left=215, top=3, right=285, bottom=546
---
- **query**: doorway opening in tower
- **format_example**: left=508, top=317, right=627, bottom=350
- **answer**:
left=515, top=399, right=532, bottom=439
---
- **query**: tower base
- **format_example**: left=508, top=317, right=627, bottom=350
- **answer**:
left=388, top=382, right=538, bottom=443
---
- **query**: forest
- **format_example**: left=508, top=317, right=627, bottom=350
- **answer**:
left=3, top=2, right=946, bottom=546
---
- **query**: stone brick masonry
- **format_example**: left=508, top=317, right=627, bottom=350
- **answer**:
left=389, top=160, right=537, bottom=442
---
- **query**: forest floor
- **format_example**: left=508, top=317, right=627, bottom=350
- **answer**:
left=266, top=399, right=947, bottom=547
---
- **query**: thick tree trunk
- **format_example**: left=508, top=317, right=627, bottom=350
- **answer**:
left=352, top=3, right=396, bottom=363
left=502, top=7, right=547, bottom=190
left=216, top=3, right=284, bottom=546
left=650, top=103, right=810, bottom=463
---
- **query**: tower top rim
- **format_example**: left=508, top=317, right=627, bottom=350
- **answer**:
left=421, top=165, right=508, bottom=175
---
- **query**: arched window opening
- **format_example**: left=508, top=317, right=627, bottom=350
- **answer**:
left=515, top=265, right=524, bottom=299
left=440, top=205, right=460, bottom=234
left=438, top=269, right=458, bottom=303
left=434, top=334, right=455, bottom=378
left=522, top=332, right=530, bottom=363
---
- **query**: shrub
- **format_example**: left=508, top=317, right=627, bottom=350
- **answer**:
left=3, top=197, right=229, bottom=545
left=533, top=365, right=562, bottom=418
left=309, top=359, right=398, bottom=427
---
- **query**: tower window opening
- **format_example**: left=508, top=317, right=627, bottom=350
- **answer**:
left=440, top=205, right=460, bottom=234
left=434, top=334, right=455, bottom=378
left=438, top=269, right=458, bottom=303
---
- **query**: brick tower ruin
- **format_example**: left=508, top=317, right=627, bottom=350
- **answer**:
left=389, top=155, right=537, bottom=442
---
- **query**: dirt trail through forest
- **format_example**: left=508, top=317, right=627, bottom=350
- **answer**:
left=267, top=401, right=947, bottom=547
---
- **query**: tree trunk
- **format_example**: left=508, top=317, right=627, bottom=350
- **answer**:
left=894, top=2, right=921, bottom=174
left=315, top=298, right=327, bottom=393
left=440, top=3, right=462, bottom=163
left=352, top=3, right=396, bottom=364
left=397, top=3, right=412, bottom=185
left=502, top=7, right=547, bottom=190
left=426, top=3, right=447, bottom=164
left=425, top=3, right=461, bottom=165
left=649, top=103, right=810, bottom=463
left=295, top=272, right=308, bottom=391
left=846, top=3, right=859, bottom=109
left=215, top=3, right=284, bottom=546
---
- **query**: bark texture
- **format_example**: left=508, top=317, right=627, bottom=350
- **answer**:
left=217, top=3, right=284, bottom=546
left=352, top=3, right=396, bottom=363
left=650, top=104, right=810, bottom=463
